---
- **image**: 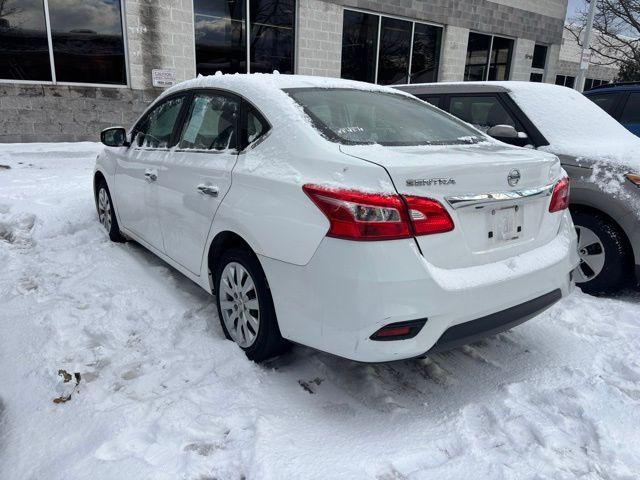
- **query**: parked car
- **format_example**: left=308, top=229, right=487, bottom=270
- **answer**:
left=397, top=82, right=640, bottom=295
left=95, top=75, right=578, bottom=362
left=584, top=82, right=640, bottom=138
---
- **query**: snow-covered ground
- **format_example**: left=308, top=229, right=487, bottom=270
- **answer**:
left=0, top=143, right=639, bottom=480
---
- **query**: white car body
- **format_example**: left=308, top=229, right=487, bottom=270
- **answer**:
left=95, top=74, right=579, bottom=362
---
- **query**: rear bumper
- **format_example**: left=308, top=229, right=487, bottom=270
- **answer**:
left=261, top=211, right=579, bottom=362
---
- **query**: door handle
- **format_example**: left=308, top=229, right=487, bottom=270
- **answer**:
left=197, top=184, right=219, bottom=197
left=144, top=169, right=157, bottom=182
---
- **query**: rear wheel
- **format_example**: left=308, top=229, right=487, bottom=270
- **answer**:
left=96, top=180, right=125, bottom=242
left=214, top=248, right=289, bottom=361
left=572, top=209, right=632, bottom=295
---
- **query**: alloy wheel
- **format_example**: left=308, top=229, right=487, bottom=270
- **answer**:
left=98, top=188, right=112, bottom=233
left=219, top=262, right=260, bottom=348
left=574, top=225, right=606, bottom=284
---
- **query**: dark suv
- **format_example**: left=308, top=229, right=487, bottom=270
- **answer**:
left=396, top=82, right=640, bottom=295
left=585, top=82, right=640, bottom=138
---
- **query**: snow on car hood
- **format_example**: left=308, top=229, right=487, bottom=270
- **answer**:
left=502, top=82, right=640, bottom=172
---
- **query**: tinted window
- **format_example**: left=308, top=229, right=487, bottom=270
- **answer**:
left=286, top=88, right=483, bottom=146
left=532, top=44, right=547, bottom=69
left=488, top=36, right=513, bottom=81
left=341, top=10, right=378, bottom=83
left=250, top=0, right=295, bottom=74
left=464, top=33, right=491, bottom=81
left=588, top=93, right=618, bottom=115
left=450, top=96, right=518, bottom=131
left=135, top=97, right=186, bottom=149
left=195, top=0, right=246, bottom=75
left=47, top=0, right=125, bottom=84
left=417, top=95, right=441, bottom=107
left=180, top=94, right=239, bottom=150
left=621, top=93, right=640, bottom=124
left=377, top=17, right=412, bottom=85
left=0, top=0, right=52, bottom=81
left=410, top=23, right=442, bottom=84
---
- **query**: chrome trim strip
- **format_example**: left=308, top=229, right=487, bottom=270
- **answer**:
left=445, top=183, right=555, bottom=209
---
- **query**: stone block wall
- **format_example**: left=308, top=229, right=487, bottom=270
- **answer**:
left=0, top=84, right=153, bottom=143
left=297, top=0, right=343, bottom=77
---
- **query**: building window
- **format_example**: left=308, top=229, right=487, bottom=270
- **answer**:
left=0, top=0, right=126, bottom=85
left=556, top=75, right=576, bottom=88
left=464, top=33, right=514, bottom=82
left=532, top=44, right=548, bottom=70
left=341, top=10, right=378, bottom=83
left=340, top=9, right=443, bottom=85
left=584, top=78, right=608, bottom=91
left=377, top=17, right=412, bottom=85
left=0, top=0, right=52, bottom=81
left=410, top=23, right=442, bottom=84
left=530, top=73, right=543, bottom=82
left=194, top=0, right=295, bottom=76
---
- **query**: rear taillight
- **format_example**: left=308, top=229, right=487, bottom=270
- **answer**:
left=303, top=184, right=453, bottom=241
left=549, top=177, right=570, bottom=213
left=626, top=173, right=640, bottom=187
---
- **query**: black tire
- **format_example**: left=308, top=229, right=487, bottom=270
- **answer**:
left=572, top=209, right=633, bottom=295
left=214, top=248, right=290, bottom=362
left=95, top=180, right=125, bottom=242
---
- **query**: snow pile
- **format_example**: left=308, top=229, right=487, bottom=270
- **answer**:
left=1, top=143, right=640, bottom=479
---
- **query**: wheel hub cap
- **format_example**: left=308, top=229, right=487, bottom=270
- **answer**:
left=574, top=225, right=605, bottom=284
left=98, top=188, right=112, bottom=232
left=219, top=262, right=260, bottom=348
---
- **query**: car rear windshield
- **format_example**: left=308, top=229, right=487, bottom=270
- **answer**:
left=285, top=88, right=483, bottom=146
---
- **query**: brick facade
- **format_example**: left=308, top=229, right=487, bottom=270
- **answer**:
left=0, top=0, right=571, bottom=143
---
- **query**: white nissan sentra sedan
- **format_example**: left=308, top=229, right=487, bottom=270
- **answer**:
left=94, top=74, right=579, bottom=363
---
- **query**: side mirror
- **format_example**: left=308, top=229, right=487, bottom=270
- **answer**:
left=101, top=127, right=128, bottom=147
left=486, top=124, right=529, bottom=147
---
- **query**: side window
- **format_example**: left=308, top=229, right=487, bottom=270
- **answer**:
left=179, top=93, right=239, bottom=151
left=449, top=95, right=518, bottom=132
left=416, top=95, right=441, bottom=107
left=588, top=93, right=618, bottom=116
left=134, top=97, right=185, bottom=149
left=246, top=106, right=269, bottom=146
left=620, top=93, right=640, bottom=124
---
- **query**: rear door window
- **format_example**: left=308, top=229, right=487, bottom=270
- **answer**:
left=588, top=93, right=619, bottom=116
left=449, top=95, right=519, bottom=132
left=179, top=93, right=239, bottom=151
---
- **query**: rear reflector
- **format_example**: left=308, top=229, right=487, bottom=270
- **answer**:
left=626, top=173, right=640, bottom=187
left=549, top=177, right=570, bottom=212
left=303, top=184, right=453, bottom=241
left=370, top=319, right=427, bottom=341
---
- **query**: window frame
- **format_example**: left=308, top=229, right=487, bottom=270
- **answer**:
left=0, top=0, right=130, bottom=88
left=340, top=7, right=444, bottom=85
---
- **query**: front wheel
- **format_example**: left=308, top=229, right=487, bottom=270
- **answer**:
left=96, top=181, right=125, bottom=242
left=572, top=210, right=633, bottom=295
left=214, top=248, right=289, bottom=362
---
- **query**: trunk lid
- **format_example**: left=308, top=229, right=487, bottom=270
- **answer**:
left=340, top=143, right=564, bottom=269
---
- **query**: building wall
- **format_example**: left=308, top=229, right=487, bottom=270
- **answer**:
left=557, top=28, right=620, bottom=83
left=297, top=0, right=343, bottom=77
left=0, top=0, right=570, bottom=143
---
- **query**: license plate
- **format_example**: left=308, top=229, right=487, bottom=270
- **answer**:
left=493, top=206, right=520, bottom=241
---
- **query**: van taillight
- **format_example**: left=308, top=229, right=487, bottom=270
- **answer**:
left=303, top=184, right=453, bottom=241
left=549, top=178, right=570, bottom=212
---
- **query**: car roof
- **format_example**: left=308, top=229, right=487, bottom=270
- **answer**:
left=585, top=84, right=640, bottom=95
left=395, top=82, right=511, bottom=95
